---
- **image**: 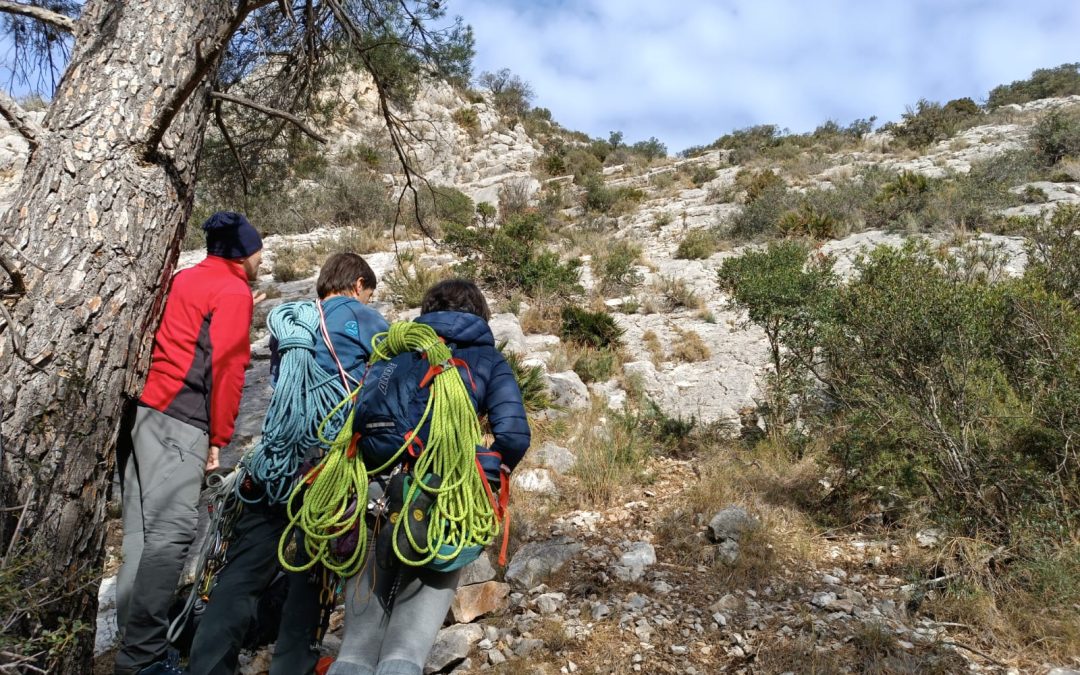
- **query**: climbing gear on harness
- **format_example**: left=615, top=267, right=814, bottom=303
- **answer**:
left=375, top=472, right=442, bottom=570
left=167, top=469, right=243, bottom=646
left=237, top=301, right=356, bottom=505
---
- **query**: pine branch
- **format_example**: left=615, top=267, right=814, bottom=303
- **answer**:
left=0, top=1, right=75, bottom=32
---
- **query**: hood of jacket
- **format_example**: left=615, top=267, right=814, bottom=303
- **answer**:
left=416, top=311, right=495, bottom=348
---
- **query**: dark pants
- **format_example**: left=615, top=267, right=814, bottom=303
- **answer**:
left=187, top=506, right=322, bottom=675
left=116, top=405, right=210, bottom=675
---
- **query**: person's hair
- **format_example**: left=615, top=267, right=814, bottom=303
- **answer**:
left=420, top=279, right=491, bottom=321
left=316, top=252, right=376, bottom=299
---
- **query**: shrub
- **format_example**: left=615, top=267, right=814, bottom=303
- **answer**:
left=628, top=136, right=667, bottom=162
left=272, top=245, right=317, bottom=282
left=419, top=186, right=475, bottom=230
left=688, top=164, right=718, bottom=186
left=742, top=169, right=786, bottom=203
left=497, top=179, right=533, bottom=219
left=572, top=348, right=618, bottom=383
left=572, top=407, right=650, bottom=505
left=1021, top=185, right=1049, bottom=203
left=988, top=63, right=1080, bottom=108
left=777, top=202, right=837, bottom=239
left=443, top=211, right=582, bottom=299
left=475, top=201, right=497, bottom=225
left=872, top=170, right=932, bottom=228
left=642, top=329, right=664, bottom=365
left=594, top=240, right=644, bottom=294
left=675, top=229, right=721, bottom=259
left=1025, top=203, right=1080, bottom=308
left=728, top=176, right=792, bottom=239
left=502, top=349, right=553, bottom=412
left=655, top=275, right=704, bottom=311
left=893, top=98, right=982, bottom=148
left=1031, top=109, right=1080, bottom=166
left=560, top=306, right=624, bottom=349
left=382, top=259, right=450, bottom=309
left=451, top=106, right=480, bottom=136
left=581, top=176, right=644, bottom=215
left=717, top=241, right=837, bottom=437
left=476, top=68, right=534, bottom=118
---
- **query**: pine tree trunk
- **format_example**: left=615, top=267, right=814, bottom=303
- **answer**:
left=0, top=1, right=248, bottom=669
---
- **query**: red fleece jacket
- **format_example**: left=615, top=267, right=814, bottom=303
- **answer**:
left=139, top=256, right=253, bottom=447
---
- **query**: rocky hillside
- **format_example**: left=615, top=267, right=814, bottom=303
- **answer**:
left=4, top=71, right=1079, bottom=675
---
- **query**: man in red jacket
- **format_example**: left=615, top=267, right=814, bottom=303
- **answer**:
left=114, top=212, right=264, bottom=675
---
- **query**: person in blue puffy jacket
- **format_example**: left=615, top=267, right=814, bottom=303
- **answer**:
left=328, top=279, right=530, bottom=675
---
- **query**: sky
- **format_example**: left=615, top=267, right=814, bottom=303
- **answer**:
left=451, top=0, right=1080, bottom=152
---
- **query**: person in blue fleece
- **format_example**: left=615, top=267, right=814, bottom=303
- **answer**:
left=328, top=279, right=531, bottom=675
left=189, top=253, right=388, bottom=675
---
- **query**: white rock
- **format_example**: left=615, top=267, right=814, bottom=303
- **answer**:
left=512, top=468, right=558, bottom=495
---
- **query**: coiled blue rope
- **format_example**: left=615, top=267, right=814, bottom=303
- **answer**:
left=238, top=301, right=351, bottom=505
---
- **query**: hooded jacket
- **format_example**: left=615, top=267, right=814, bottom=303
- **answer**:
left=355, top=311, right=531, bottom=472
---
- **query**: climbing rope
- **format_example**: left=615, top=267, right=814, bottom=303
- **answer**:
left=377, top=323, right=498, bottom=567
left=238, top=301, right=351, bottom=505
left=278, top=321, right=500, bottom=576
left=278, top=389, right=367, bottom=576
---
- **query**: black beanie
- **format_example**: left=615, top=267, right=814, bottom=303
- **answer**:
left=203, top=211, right=262, bottom=259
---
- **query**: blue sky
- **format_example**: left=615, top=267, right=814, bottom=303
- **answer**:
left=452, top=0, right=1080, bottom=152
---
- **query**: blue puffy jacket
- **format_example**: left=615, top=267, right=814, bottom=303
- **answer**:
left=354, top=310, right=531, bottom=472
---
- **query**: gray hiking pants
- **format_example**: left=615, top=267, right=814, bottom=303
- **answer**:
left=115, top=405, right=209, bottom=675
left=327, top=547, right=462, bottom=675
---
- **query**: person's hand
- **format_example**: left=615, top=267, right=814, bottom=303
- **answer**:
left=252, top=290, right=267, bottom=306
left=205, top=446, right=221, bottom=472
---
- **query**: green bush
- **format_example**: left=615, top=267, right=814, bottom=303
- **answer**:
left=1024, top=204, right=1080, bottom=309
left=502, top=348, right=553, bottom=412
left=893, top=98, right=983, bottom=148
left=675, top=229, right=721, bottom=259
left=581, top=176, right=644, bottom=215
left=560, top=306, right=624, bottom=349
left=688, top=164, right=718, bottom=186
left=628, top=136, right=667, bottom=162
left=382, top=259, right=450, bottom=309
left=717, top=241, right=837, bottom=437
left=1031, top=109, right=1080, bottom=166
left=777, top=202, right=837, bottom=239
left=728, top=175, right=792, bottom=239
left=594, top=240, right=644, bottom=294
left=443, top=211, right=581, bottom=299
left=988, top=63, right=1080, bottom=109
left=452, top=106, right=481, bottom=135
left=477, top=68, right=534, bottom=118
left=572, top=348, right=618, bottom=383
left=475, top=201, right=497, bottom=225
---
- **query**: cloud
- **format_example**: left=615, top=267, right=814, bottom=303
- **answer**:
left=451, top=0, right=1080, bottom=151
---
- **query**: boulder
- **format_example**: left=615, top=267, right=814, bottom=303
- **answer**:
left=546, top=371, right=590, bottom=409
left=424, top=623, right=484, bottom=674
left=505, top=537, right=582, bottom=591
left=612, top=542, right=657, bottom=582
left=512, top=468, right=558, bottom=495
left=530, top=441, right=576, bottom=475
left=458, top=551, right=497, bottom=586
left=707, top=506, right=759, bottom=543
left=489, top=313, right=527, bottom=354
left=451, top=581, right=509, bottom=623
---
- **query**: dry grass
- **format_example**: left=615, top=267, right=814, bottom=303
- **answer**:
left=670, top=327, right=710, bottom=362
left=653, top=275, right=705, bottom=311
left=655, top=439, right=828, bottom=589
left=568, top=402, right=651, bottom=507
left=641, top=329, right=664, bottom=366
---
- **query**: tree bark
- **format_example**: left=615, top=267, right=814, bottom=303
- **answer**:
left=0, top=1, right=245, bottom=670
